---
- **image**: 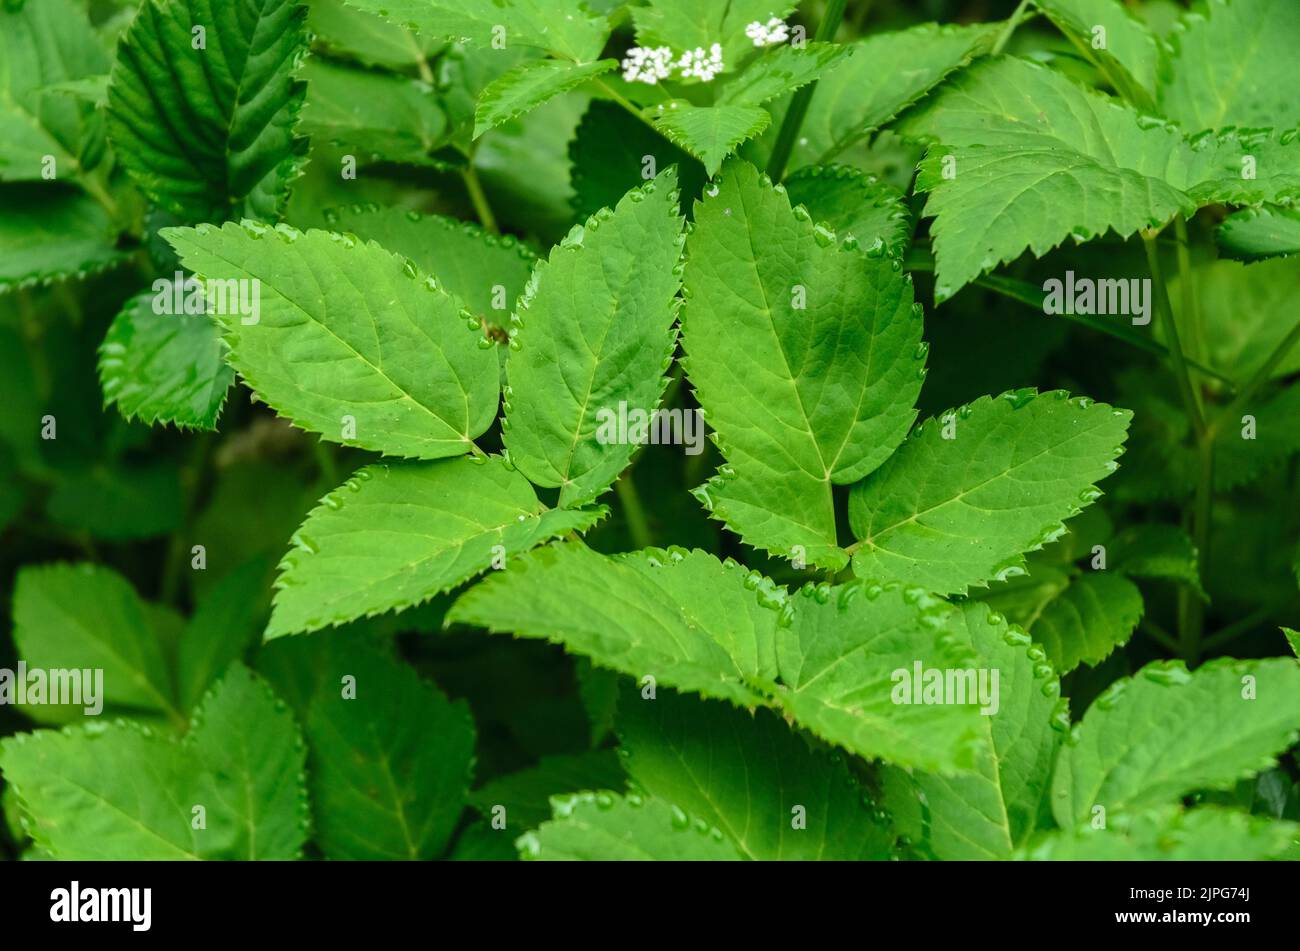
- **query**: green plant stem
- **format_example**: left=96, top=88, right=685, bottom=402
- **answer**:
left=1145, top=231, right=1213, bottom=659
left=1144, top=234, right=1206, bottom=439
left=615, top=475, right=654, bottom=550
left=1173, top=218, right=1203, bottom=365
left=593, top=79, right=662, bottom=134
left=461, top=163, right=498, bottom=234
left=765, top=0, right=849, bottom=182
left=1141, top=618, right=1179, bottom=654
left=1202, top=598, right=1300, bottom=652
left=991, top=0, right=1033, bottom=56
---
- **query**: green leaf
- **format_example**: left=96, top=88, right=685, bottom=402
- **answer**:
left=1158, top=0, right=1300, bottom=133
left=1283, top=628, right=1300, bottom=658
left=1217, top=205, right=1300, bottom=262
left=342, top=0, right=610, bottom=62
left=1170, top=258, right=1300, bottom=384
left=632, top=0, right=797, bottom=73
left=177, top=556, right=269, bottom=712
left=785, top=164, right=911, bottom=258
left=310, top=203, right=536, bottom=320
left=617, top=686, right=892, bottom=860
left=267, top=457, right=605, bottom=638
left=299, top=58, right=447, bottom=167
left=0, top=184, right=123, bottom=293
left=1013, top=570, right=1143, bottom=673
left=1052, top=658, right=1300, bottom=826
left=849, top=390, right=1131, bottom=596
left=792, top=22, right=998, bottom=167
left=884, top=603, right=1064, bottom=859
left=773, top=582, right=986, bottom=774
left=0, top=0, right=108, bottom=181
left=1035, top=0, right=1161, bottom=104
left=98, top=286, right=234, bottom=430
left=1109, top=523, right=1203, bottom=594
left=1018, top=805, right=1300, bottom=860
left=107, top=0, right=309, bottom=222
left=304, top=640, right=476, bottom=859
left=569, top=99, right=708, bottom=220
left=163, top=221, right=500, bottom=459
left=451, top=547, right=988, bottom=773
left=469, top=750, right=625, bottom=830
left=653, top=104, right=771, bottom=176
left=474, top=59, right=615, bottom=139
left=0, top=664, right=308, bottom=859
left=682, top=160, right=924, bottom=569
left=11, top=563, right=181, bottom=724
left=719, top=42, right=854, bottom=108
left=448, top=545, right=779, bottom=709
left=518, top=792, right=745, bottom=860
left=898, top=57, right=1300, bottom=299
left=306, top=0, right=443, bottom=70
left=503, top=172, right=684, bottom=507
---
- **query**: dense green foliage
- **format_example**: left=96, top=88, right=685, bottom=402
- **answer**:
left=1, top=0, right=1299, bottom=862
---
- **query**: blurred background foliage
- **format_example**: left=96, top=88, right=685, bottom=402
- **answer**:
left=2, top=0, right=1298, bottom=860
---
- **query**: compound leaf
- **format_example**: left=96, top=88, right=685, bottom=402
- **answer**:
left=164, top=221, right=500, bottom=459
left=107, top=0, right=309, bottom=222
left=848, top=390, right=1131, bottom=596
left=1052, top=657, right=1300, bottom=826
left=683, top=160, right=924, bottom=569
left=503, top=172, right=683, bottom=507
left=267, top=457, right=605, bottom=638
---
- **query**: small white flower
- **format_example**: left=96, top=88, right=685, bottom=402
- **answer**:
left=621, top=45, right=674, bottom=84
left=677, top=43, right=725, bottom=81
left=745, top=17, right=790, bottom=46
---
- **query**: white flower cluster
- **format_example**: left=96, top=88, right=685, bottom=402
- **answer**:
left=745, top=17, right=790, bottom=46
left=676, top=43, right=725, bottom=81
left=620, top=45, right=674, bottom=84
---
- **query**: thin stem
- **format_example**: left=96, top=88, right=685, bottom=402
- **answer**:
left=1202, top=599, right=1300, bottom=652
left=461, top=162, right=498, bottom=234
left=765, top=0, right=849, bottom=182
left=1143, top=233, right=1206, bottom=439
left=593, top=79, right=661, bottom=134
left=991, top=0, right=1033, bottom=56
left=1144, top=230, right=1213, bottom=659
left=615, top=474, right=654, bottom=550
left=1173, top=218, right=1203, bottom=365
left=1141, top=619, right=1179, bottom=654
